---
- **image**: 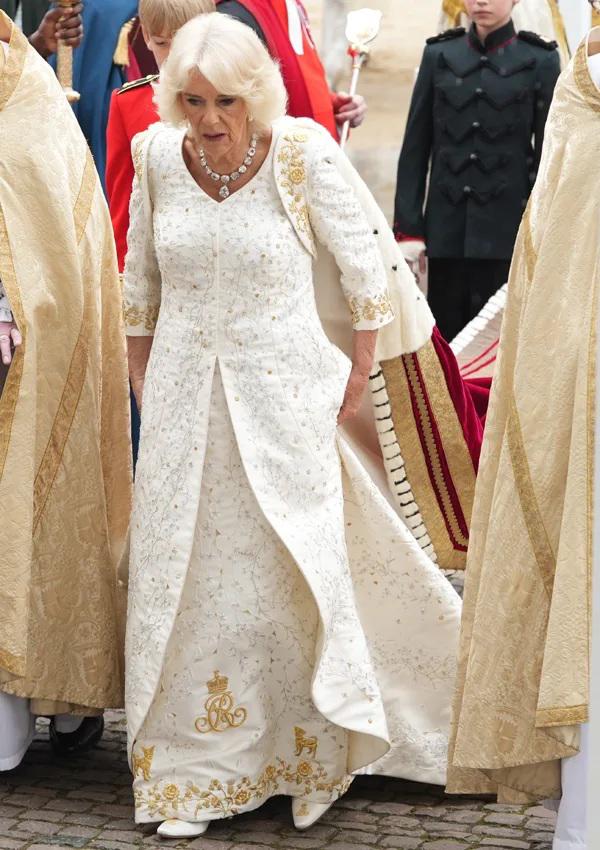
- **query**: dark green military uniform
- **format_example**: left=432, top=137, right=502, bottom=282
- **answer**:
left=0, top=0, right=49, bottom=36
left=393, top=20, right=560, bottom=340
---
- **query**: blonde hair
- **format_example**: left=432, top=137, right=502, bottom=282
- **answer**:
left=155, top=13, right=288, bottom=130
left=139, top=0, right=215, bottom=37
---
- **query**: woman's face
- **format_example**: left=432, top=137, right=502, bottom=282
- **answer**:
left=180, top=70, right=250, bottom=162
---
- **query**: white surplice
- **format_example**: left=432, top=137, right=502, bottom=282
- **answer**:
left=124, top=120, right=462, bottom=824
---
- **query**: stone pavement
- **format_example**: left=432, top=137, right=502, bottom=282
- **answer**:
left=0, top=712, right=557, bottom=850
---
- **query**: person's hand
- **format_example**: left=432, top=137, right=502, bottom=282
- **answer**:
left=0, top=321, right=22, bottom=366
left=333, top=92, right=367, bottom=129
left=30, top=3, right=83, bottom=59
left=398, top=239, right=427, bottom=280
left=130, top=378, right=144, bottom=413
left=337, top=365, right=369, bottom=424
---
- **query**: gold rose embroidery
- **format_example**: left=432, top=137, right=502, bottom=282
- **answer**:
left=194, top=671, right=248, bottom=734
left=349, top=292, right=394, bottom=326
left=277, top=133, right=313, bottom=247
left=132, top=745, right=155, bottom=782
left=134, top=755, right=352, bottom=819
left=124, top=303, right=160, bottom=333
left=294, top=726, right=318, bottom=758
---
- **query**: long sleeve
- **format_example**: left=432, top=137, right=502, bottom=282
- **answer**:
left=0, top=277, right=13, bottom=323
left=393, top=46, right=435, bottom=241
left=106, top=91, right=134, bottom=274
left=123, top=140, right=161, bottom=336
left=306, top=133, right=394, bottom=331
left=533, top=50, right=561, bottom=174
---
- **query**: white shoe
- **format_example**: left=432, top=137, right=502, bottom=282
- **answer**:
left=157, top=819, right=209, bottom=839
left=292, top=798, right=333, bottom=830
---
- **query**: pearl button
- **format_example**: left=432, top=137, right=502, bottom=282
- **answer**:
left=470, top=153, right=478, bottom=161
left=472, top=121, right=480, bottom=129
left=463, top=185, right=472, bottom=195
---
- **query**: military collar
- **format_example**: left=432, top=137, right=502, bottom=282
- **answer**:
left=468, top=19, right=516, bottom=54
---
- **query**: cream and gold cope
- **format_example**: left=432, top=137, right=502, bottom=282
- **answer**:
left=0, top=13, right=131, bottom=714
left=448, top=35, right=600, bottom=802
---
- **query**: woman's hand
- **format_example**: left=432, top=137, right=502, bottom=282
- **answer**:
left=337, top=329, right=378, bottom=425
left=337, top=364, right=370, bottom=424
left=127, top=336, right=154, bottom=413
left=0, top=321, right=22, bottom=365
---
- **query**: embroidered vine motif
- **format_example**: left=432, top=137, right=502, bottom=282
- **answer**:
left=194, top=671, right=248, bottom=734
left=132, top=745, right=155, bottom=782
left=124, top=303, right=160, bottom=333
left=294, top=726, right=318, bottom=758
left=277, top=133, right=313, bottom=248
left=349, top=292, right=394, bottom=326
left=133, top=755, right=352, bottom=818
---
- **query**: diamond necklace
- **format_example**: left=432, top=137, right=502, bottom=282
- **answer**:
left=198, top=133, right=259, bottom=199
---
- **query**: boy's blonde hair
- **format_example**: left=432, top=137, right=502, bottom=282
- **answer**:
left=139, top=0, right=215, bottom=36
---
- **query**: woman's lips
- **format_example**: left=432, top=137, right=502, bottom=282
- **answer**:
left=203, top=133, right=226, bottom=141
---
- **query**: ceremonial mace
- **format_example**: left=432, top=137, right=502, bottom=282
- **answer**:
left=340, top=8, right=383, bottom=150
left=55, top=0, right=80, bottom=103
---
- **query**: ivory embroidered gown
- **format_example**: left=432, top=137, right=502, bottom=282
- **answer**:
left=124, top=120, right=462, bottom=825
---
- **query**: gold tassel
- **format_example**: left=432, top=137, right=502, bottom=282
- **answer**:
left=113, top=18, right=135, bottom=67
left=442, top=0, right=467, bottom=27
left=593, top=9, right=600, bottom=28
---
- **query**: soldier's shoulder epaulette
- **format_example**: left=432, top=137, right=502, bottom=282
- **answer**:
left=426, top=27, right=466, bottom=45
left=118, top=74, right=159, bottom=95
left=517, top=31, right=558, bottom=50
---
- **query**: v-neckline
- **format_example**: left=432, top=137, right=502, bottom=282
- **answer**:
left=178, top=128, right=274, bottom=206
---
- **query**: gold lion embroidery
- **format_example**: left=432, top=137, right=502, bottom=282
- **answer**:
left=194, top=671, right=248, bottom=734
left=132, top=745, right=155, bottom=782
left=294, top=726, right=318, bottom=759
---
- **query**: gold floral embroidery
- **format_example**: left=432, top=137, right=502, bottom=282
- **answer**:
left=134, top=755, right=352, bottom=818
left=124, top=303, right=159, bottom=333
left=132, top=745, right=155, bottom=781
left=277, top=133, right=313, bottom=249
left=294, top=726, right=318, bottom=758
left=349, top=292, right=393, bottom=326
left=194, top=671, right=247, bottom=734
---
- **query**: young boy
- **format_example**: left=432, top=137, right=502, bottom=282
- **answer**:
left=394, top=0, right=560, bottom=341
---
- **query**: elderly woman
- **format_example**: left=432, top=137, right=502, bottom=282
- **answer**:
left=124, top=13, right=461, bottom=839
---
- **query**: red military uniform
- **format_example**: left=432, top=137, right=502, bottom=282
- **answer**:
left=105, top=74, right=159, bottom=273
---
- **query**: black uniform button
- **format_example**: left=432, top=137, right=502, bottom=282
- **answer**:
left=470, top=153, right=478, bottom=161
left=463, top=185, right=472, bottom=195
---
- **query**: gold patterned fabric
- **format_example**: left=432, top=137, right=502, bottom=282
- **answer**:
left=0, top=15, right=132, bottom=710
left=447, top=37, right=600, bottom=802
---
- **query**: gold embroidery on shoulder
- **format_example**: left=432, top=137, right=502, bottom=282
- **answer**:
left=194, top=671, right=247, bottom=734
left=132, top=745, right=155, bottom=781
left=277, top=133, right=312, bottom=246
left=349, top=292, right=394, bottom=326
left=132, top=139, right=144, bottom=182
